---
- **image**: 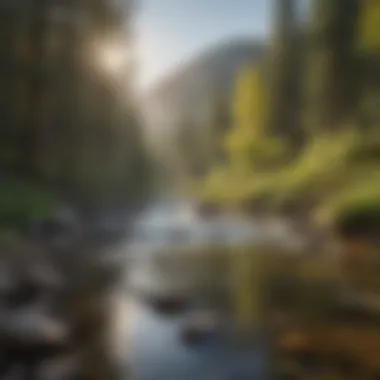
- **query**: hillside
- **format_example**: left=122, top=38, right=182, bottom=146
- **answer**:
left=143, top=37, right=267, bottom=132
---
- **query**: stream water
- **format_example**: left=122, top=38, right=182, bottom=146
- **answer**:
left=129, top=297, right=269, bottom=380
left=125, top=199, right=276, bottom=380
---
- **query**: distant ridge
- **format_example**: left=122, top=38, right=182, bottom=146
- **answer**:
left=144, top=36, right=267, bottom=130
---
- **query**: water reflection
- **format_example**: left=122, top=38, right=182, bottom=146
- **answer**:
left=129, top=297, right=269, bottom=380
left=126, top=200, right=380, bottom=380
left=127, top=200, right=270, bottom=380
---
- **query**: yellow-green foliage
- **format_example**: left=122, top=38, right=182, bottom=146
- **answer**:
left=208, top=126, right=360, bottom=209
left=225, top=64, right=273, bottom=169
left=269, top=129, right=380, bottom=216
left=231, top=251, right=265, bottom=327
left=202, top=0, right=380, bottom=225
left=203, top=63, right=294, bottom=208
left=316, top=168, right=380, bottom=226
left=357, top=0, right=380, bottom=53
left=347, top=128, right=380, bottom=163
left=232, top=64, right=266, bottom=133
left=201, top=165, right=250, bottom=204
left=312, top=128, right=380, bottom=225
left=279, top=131, right=357, bottom=191
left=204, top=100, right=380, bottom=224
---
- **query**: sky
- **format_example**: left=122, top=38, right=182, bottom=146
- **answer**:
left=135, top=0, right=274, bottom=93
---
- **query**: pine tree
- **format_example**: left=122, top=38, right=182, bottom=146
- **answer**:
left=266, top=0, right=302, bottom=143
left=0, top=0, right=151, bottom=211
left=356, top=0, right=380, bottom=128
left=0, top=2, right=149, bottom=379
left=307, top=0, right=361, bottom=130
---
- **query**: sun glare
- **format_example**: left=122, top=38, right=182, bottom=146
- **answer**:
left=100, top=43, right=126, bottom=73
left=91, top=38, right=127, bottom=76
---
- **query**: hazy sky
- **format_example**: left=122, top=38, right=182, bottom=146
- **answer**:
left=135, top=0, right=274, bottom=92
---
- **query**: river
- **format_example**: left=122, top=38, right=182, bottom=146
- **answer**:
left=128, top=296, right=269, bottom=380
left=124, top=199, right=279, bottom=380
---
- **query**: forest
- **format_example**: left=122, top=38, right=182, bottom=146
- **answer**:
left=2, top=1, right=380, bottom=379
left=0, top=0, right=152, bottom=246
left=0, top=2, right=153, bottom=378
left=167, top=0, right=380, bottom=243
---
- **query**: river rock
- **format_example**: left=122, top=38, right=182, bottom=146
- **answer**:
left=37, top=355, right=79, bottom=380
left=0, top=304, right=70, bottom=349
left=143, top=292, right=192, bottom=315
left=181, top=311, right=224, bottom=346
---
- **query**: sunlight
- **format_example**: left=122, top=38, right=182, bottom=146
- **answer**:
left=100, top=43, right=126, bottom=73
left=91, top=38, right=127, bottom=76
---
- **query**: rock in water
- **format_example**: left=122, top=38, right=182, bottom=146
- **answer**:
left=181, top=311, right=224, bottom=346
left=0, top=215, right=130, bottom=380
left=142, top=292, right=191, bottom=316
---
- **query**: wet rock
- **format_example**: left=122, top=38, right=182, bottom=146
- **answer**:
left=28, top=261, right=64, bottom=287
left=28, top=206, right=85, bottom=255
left=0, top=210, right=129, bottom=380
left=142, top=292, right=191, bottom=315
left=0, top=304, right=70, bottom=351
left=181, top=311, right=224, bottom=346
left=37, top=355, right=79, bottom=380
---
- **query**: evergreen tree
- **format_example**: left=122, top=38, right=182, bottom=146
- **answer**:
left=356, top=0, right=380, bottom=128
left=266, top=0, right=303, bottom=144
left=307, top=0, right=361, bottom=130
left=0, top=0, right=152, bottom=217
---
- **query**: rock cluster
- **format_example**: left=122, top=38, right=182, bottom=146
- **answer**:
left=0, top=210, right=129, bottom=380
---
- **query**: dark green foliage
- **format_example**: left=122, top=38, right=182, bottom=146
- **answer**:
left=0, top=0, right=152, bottom=226
left=0, top=178, right=58, bottom=229
left=307, top=0, right=361, bottom=129
left=266, top=0, right=303, bottom=143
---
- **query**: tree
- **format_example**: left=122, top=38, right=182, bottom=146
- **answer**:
left=225, top=64, right=287, bottom=171
left=306, top=0, right=361, bottom=130
left=266, top=0, right=303, bottom=144
left=358, top=0, right=380, bottom=54
left=355, top=0, right=380, bottom=128
left=0, top=0, right=153, bottom=219
left=233, top=64, right=266, bottom=134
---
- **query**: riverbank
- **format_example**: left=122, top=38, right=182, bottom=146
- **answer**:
left=130, top=198, right=380, bottom=379
left=0, top=213, right=132, bottom=380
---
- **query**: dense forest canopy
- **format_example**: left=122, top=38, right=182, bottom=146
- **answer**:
left=154, top=0, right=380, bottom=236
left=0, top=0, right=152, bottom=233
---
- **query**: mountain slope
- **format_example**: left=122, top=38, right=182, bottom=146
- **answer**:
left=144, top=37, right=267, bottom=130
